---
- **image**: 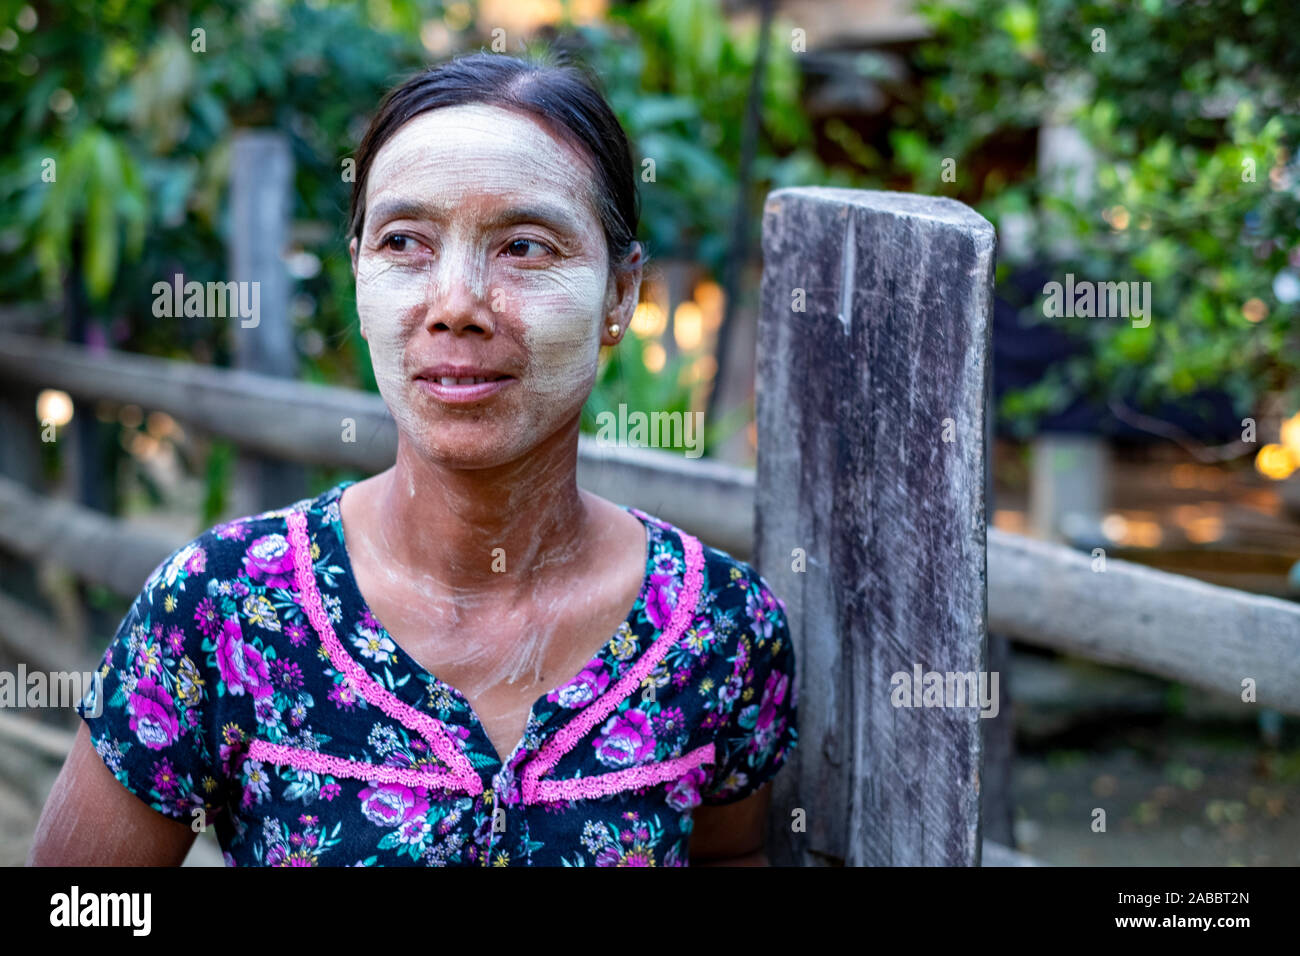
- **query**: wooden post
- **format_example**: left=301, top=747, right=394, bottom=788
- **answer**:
left=0, top=388, right=41, bottom=490
left=1029, top=432, right=1110, bottom=545
left=228, top=131, right=304, bottom=515
left=755, top=188, right=995, bottom=866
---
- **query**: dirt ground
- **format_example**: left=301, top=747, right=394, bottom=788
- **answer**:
left=1006, top=650, right=1299, bottom=866
left=1010, top=717, right=1300, bottom=867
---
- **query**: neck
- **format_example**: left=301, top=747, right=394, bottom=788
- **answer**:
left=366, top=414, right=592, bottom=601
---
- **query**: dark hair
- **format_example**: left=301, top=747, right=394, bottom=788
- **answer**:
left=348, top=50, right=641, bottom=273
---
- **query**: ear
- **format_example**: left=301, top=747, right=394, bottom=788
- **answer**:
left=349, top=236, right=359, bottom=278
left=601, top=243, right=644, bottom=347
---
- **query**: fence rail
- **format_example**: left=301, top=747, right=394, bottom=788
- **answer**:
left=3, top=330, right=1294, bottom=713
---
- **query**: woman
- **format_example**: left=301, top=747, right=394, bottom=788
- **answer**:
left=29, top=50, right=797, bottom=867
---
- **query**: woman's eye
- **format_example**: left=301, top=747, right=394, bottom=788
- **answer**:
left=504, top=238, right=551, bottom=259
left=383, top=234, right=415, bottom=252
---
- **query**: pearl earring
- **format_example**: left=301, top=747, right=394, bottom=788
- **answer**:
left=607, top=323, right=621, bottom=338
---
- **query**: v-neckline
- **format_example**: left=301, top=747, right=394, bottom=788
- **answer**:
left=318, top=480, right=658, bottom=775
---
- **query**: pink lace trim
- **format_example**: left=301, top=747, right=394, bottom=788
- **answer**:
left=531, top=742, right=715, bottom=803
left=520, top=529, right=707, bottom=803
left=248, top=739, right=466, bottom=789
left=284, top=508, right=483, bottom=795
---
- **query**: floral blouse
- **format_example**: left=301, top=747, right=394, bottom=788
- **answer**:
left=78, top=481, right=797, bottom=866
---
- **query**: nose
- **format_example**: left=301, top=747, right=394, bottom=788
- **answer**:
left=423, top=242, right=495, bottom=337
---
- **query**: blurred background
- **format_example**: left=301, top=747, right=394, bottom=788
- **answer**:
left=0, top=0, right=1298, bottom=865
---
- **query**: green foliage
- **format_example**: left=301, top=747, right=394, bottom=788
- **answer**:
left=905, top=0, right=1300, bottom=434
left=576, top=0, right=829, bottom=274
left=585, top=345, right=696, bottom=437
left=582, top=342, right=749, bottom=457
left=15, top=126, right=147, bottom=301
left=571, top=1, right=842, bottom=441
left=0, top=0, right=430, bottom=372
left=2, top=0, right=844, bottom=445
left=0, top=0, right=865, bottom=523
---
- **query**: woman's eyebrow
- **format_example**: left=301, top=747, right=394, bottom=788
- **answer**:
left=368, top=197, right=583, bottom=235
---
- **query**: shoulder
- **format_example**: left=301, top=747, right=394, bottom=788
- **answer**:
left=625, top=511, right=799, bottom=803
left=699, top=542, right=788, bottom=630
left=137, top=486, right=341, bottom=605
left=79, top=485, right=353, bottom=815
left=627, top=506, right=791, bottom=652
left=104, top=486, right=344, bottom=673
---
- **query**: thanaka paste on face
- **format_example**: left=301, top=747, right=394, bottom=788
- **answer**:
left=353, top=103, right=614, bottom=468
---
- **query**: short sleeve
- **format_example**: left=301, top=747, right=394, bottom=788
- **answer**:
left=78, top=537, right=227, bottom=823
left=700, top=571, right=798, bottom=806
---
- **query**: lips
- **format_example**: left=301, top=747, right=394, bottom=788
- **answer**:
left=429, top=375, right=506, bottom=385
left=413, top=364, right=514, bottom=386
left=412, top=364, right=516, bottom=404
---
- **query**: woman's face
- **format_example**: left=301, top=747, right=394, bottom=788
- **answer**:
left=351, top=103, right=638, bottom=468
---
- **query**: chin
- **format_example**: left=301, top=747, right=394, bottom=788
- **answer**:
left=418, top=409, right=583, bottom=469
left=418, top=437, right=513, bottom=469
left=409, top=423, right=527, bottom=469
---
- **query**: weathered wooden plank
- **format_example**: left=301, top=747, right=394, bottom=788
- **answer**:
left=0, top=332, right=397, bottom=470
left=0, top=476, right=181, bottom=599
left=229, top=130, right=305, bottom=513
left=0, top=711, right=73, bottom=762
left=988, top=527, right=1300, bottom=712
left=755, top=188, right=995, bottom=866
left=1030, top=432, right=1110, bottom=543
left=0, top=589, right=88, bottom=674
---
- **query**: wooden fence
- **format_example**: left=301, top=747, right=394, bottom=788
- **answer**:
left=2, top=186, right=1298, bottom=867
